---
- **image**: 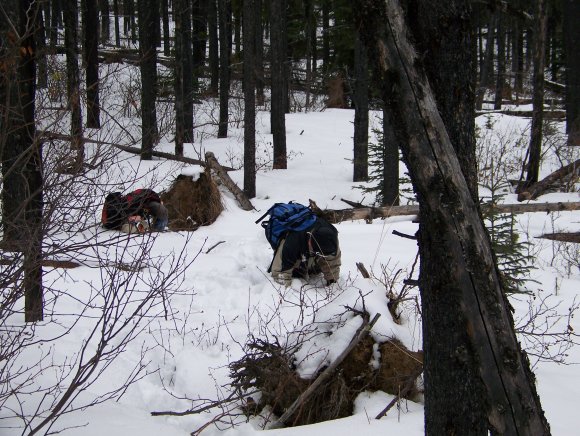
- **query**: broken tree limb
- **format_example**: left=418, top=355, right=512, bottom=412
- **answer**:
left=476, top=109, right=566, bottom=119
left=205, top=152, right=254, bottom=211
left=537, top=232, right=580, bottom=243
left=269, top=313, right=381, bottom=429
left=517, top=159, right=580, bottom=201
left=317, top=201, right=580, bottom=224
left=42, top=131, right=215, bottom=168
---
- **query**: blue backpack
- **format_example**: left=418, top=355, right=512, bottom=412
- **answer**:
left=256, top=202, right=317, bottom=249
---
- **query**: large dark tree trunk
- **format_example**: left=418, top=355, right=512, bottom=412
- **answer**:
left=192, top=0, right=208, bottom=94
left=512, top=17, right=524, bottom=99
left=217, top=0, right=231, bottom=138
left=352, top=30, right=368, bottom=182
left=99, top=0, right=110, bottom=44
left=476, top=12, right=497, bottom=111
left=354, top=1, right=551, bottom=435
left=321, top=0, right=330, bottom=74
left=525, top=0, right=548, bottom=186
left=50, top=0, right=61, bottom=48
left=84, top=0, right=101, bottom=129
left=138, top=0, right=159, bottom=159
left=255, top=0, right=265, bottom=105
left=35, top=2, right=48, bottom=88
left=63, top=0, right=84, bottom=170
left=161, top=0, right=170, bottom=55
left=270, top=0, right=287, bottom=169
left=1, top=0, right=44, bottom=321
left=563, top=0, right=580, bottom=145
left=113, top=0, right=121, bottom=46
left=21, top=0, right=44, bottom=323
left=408, top=0, right=478, bottom=200
left=381, top=104, right=399, bottom=206
left=243, top=0, right=256, bottom=198
left=174, top=0, right=194, bottom=156
left=494, top=13, right=506, bottom=110
left=208, top=0, right=219, bottom=96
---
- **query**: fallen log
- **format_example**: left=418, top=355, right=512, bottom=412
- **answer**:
left=476, top=109, right=565, bottom=119
left=537, top=232, right=580, bottom=243
left=205, top=152, right=254, bottom=211
left=42, top=131, right=215, bottom=169
left=314, top=200, right=580, bottom=224
left=517, top=159, right=580, bottom=201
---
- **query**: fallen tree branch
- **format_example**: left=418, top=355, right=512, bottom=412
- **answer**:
left=517, top=159, right=580, bottom=201
left=42, top=131, right=214, bottom=168
left=205, top=152, right=254, bottom=211
left=356, top=262, right=371, bottom=278
left=537, top=232, right=580, bottom=243
left=316, top=201, right=580, bottom=224
left=269, top=313, right=381, bottom=429
left=205, top=240, right=226, bottom=253
left=476, top=109, right=565, bottom=119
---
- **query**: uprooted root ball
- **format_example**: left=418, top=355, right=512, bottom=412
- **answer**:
left=161, top=171, right=223, bottom=231
left=230, top=336, right=423, bottom=427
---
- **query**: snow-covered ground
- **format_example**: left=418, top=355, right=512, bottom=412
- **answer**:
left=2, top=102, right=579, bottom=436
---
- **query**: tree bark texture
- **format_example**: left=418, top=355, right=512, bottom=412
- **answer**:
left=381, top=104, right=400, bottom=206
left=353, top=1, right=551, bottom=435
left=254, top=0, right=265, bottom=105
left=99, top=0, right=110, bottom=44
left=243, top=0, right=256, bottom=198
left=1, top=0, right=44, bottom=321
left=192, top=0, right=208, bottom=92
left=407, top=0, right=478, bottom=201
left=161, top=0, right=170, bottom=55
left=84, top=0, right=101, bottom=128
left=63, top=0, right=84, bottom=169
left=563, top=0, right=580, bottom=144
left=174, top=0, right=194, bottom=155
left=318, top=201, right=580, bottom=224
left=217, top=0, right=231, bottom=137
left=208, top=0, right=219, bottom=96
left=525, top=0, right=548, bottom=187
left=352, top=30, right=369, bottom=182
left=270, top=0, right=287, bottom=169
left=205, top=152, right=253, bottom=210
left=138, top=0, right=159, bottom=159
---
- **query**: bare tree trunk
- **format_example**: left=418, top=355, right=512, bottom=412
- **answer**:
left=563, top=0, right=580, bottom=145
left=217, top=0, right=231, bottom=137
left=208, top=0, right=219, bottom=96
left=113, top=0, right=121, bottom=46
left=243, top=0, right=256, bottom=198
left=84, top=0, right=101, bottom=129
left=354, top=1, right=551, bottom=434
left=138, top=0, right=159, bottom=159
left=270, top=0, right=287, bottom=169
left=494, top=13, right=506, bottom=110
left=35, top=2, right=48, bottom=88
left=162, top=0, right=170, bottom=55
left=476, top=12, right=497, bottom=111
left=381, top=103, right=399, bottom=206
left=174, top=0, right=194, bottom=156
left=99, top=0, right=110, bottom=44
left=63, top=0, right=84, bottom=170
left=524, top=0, right=548, bottom=187
left=192, top=0, right=208, bottom=94
left=352, top=30, right=369, bottom=182
left=1, top=0, right=44, bottom=321
left=255, top=0, right=265, bottom=105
